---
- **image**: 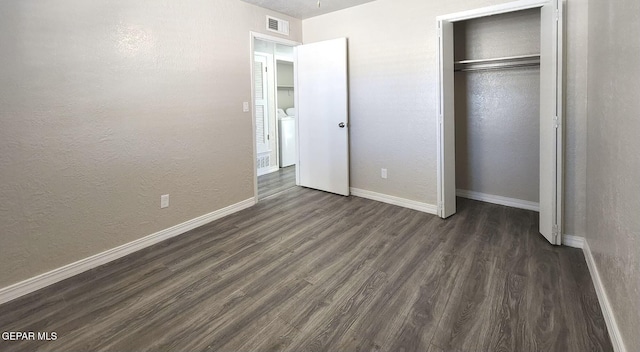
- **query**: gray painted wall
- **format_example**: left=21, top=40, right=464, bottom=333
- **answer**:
left=454, top=9, right=541, bottom=203
left=454, top=8, right=541, bottom=61
left=0, top=0, right=301, bottom=288
left=586, top=0, right=640, bottom=350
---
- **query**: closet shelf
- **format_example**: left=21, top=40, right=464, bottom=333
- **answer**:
left=454, top=54, right=540, bottom=72
left=278, top=85, right=294, bottom=89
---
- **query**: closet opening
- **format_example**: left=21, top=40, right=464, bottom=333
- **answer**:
left=454, top=8, right=542, bottom=212
left=437, top=0, right=564, bottom=245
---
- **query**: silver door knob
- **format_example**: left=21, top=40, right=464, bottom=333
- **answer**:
left=338, top=122, right=345, bottom=128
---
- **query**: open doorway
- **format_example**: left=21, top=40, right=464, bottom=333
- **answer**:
left=251, top=33, right=350, bottom=202
left=251, top=34, right=299, bottom=200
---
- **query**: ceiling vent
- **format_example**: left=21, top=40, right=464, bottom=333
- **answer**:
left=266, top=16, right=289, bottom=36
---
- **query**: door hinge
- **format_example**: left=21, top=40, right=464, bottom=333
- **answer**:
left=555, top=9, right=559, bottom=21
left=439, top=114, right=443, bottom=125
left=438, top=201, right=443, bottom=215
left=552, top=224, right=560, bottom=242
left=553, top=116, right=559, bottom=129
left=267, top=134, right=270, bottom=140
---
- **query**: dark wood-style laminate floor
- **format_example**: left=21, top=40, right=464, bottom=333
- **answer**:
left=0, top=187, right=612, bottom=352
left=258, top=166, right=296, bottom=200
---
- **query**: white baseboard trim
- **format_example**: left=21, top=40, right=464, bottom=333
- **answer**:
left=350, top=188, right=438, bottom=215
left=583, top=238, right=627, bottom=352
left=0, top=197, right=256, bottom=306
left=456, top=189, right=540, bottom=212
left=257, top=166, right=279, bottom=177
left=561, top=234, right=584, bottom=248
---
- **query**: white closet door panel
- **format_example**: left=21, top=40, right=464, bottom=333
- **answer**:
left=438, top=20, right=457, bottom=218
left=539, top=0, right=563, bottom=245
left=296, top=38, right=349, bottom=196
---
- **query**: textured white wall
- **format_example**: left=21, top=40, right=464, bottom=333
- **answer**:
left=586, top=0, right=640, bottom=350
left=0, top=0, right=301, bottom=288
left=302, top=0, right=589, bottom=238
left=455, top=70, right=541, bottom=202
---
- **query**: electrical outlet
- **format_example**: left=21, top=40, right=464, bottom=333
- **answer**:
left=381, top=168, right=387, bottom=179
left=160, top=194, right=169, bottom=209
left=242, top=102, right=250, bottom=112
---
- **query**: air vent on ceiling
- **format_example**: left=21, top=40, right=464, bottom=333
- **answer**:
left=266, top=15, right=289, bottom=36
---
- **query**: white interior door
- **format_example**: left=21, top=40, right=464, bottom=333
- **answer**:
left=437, top=20, right=456, bottom=218
left=539, top=0, right=563, bottom=245
left=296, top=38, right=349, bottom=196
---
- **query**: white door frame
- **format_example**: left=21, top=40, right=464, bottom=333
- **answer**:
left=249, top=32, right=301, bottom=202
left=436, top=0, right=564, bottom=243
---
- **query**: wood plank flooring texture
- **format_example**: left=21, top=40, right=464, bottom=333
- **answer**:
left=0, top=187, right=612, bottom=352
left=258, top=166, right=296, bottom=200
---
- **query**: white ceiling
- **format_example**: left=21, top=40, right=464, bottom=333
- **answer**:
left=240, top=0, right=377, bottom=19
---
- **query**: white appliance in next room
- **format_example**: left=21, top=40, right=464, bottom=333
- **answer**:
left=278, top=115, right=296, bottom=167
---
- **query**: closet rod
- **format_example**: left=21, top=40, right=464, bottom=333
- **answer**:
left=454, top=54, right=540, bottom=65
left=455, top=62, right=540, bottom=72
left=454, top=54, right=540, bottom=72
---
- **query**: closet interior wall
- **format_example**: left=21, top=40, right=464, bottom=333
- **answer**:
left=454, top=8, right=542, bottom=205
left=277, top=61, right=294, bottom=111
